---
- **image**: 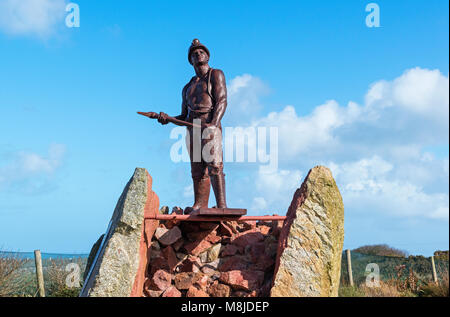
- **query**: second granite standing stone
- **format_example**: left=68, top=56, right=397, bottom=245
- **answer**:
left=271, top=166, right=345, bottom=297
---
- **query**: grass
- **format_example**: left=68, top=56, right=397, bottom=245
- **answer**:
left=44, top=257, right=85, bottom=297
left=339, top=266, right=449, bottom=297
left=417, top=268, right=449, bottom=297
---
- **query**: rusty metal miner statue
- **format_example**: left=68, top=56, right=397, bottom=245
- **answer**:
left=138, top=39, right=246, bottom=216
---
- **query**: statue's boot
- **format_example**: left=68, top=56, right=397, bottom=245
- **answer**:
left=211, top=173, right=227, bottom=209
left=185, top=176, right=210, bottom=214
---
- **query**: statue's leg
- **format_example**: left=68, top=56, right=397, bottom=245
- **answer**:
left=207, top=129, right=227, bottom=208
left=209, top=164, right=227, bottom=209
left=190, top=163, right=210, bottom=211
left=185, top=126, right=210, bottom=214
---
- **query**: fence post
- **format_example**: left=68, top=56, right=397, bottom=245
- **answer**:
left=431, top=255, right=438, bottom=284
left=346, top=249, right=354, bottom=287
left=34, top=250, right=45, bottom=297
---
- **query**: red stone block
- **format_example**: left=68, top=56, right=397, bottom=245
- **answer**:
left=249, top=242, right=266, bottom=262
left=184, top=239, right=213, bottom=256
left=178, top=256, right=202, bottom=273
left=161, top=286, right=181, bottom=297
left=174, top=272, right=205, bottom=290
left=156, top=226, right=182, bottom=246
left=218, top=256, right=248, bottom=272
left=221, top=244, right=240, bottom=257
left=144, top=288, right=163, bottom=297
left=219, top=270, right=264, bottom=291
left=148, top=256, right=169, bottom=276
left=187, top=229, right=221, bottom=244
left=180, top=222, right=202, bottom=234
left=162, top=246, right=178, bottom=272
left=186, top=286, right=210, bottom=297
left=148, top=269, right=172, bottom=291
left=194, top=274, right=210, bottom=291
left=208, top=281, right=231, bottom=297
left=252, top=254, right=275, bottom=272
left=242, top=221, right=257, bottom=231
left=231, top=229, right=265, bottom=248
left=257, top=225, right=271, bottom=235
left=172, top=238, right=184, bottom=252
left=201, top=259, right=219, bottom=276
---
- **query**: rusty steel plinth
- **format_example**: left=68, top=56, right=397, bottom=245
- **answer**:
left=197, top=208, right=247, bottom=216
left=145, top=215, right=286, bottom=222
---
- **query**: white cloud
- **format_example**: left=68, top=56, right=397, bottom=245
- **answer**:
left=329, top=156, right=449, bottom=221
left=240, top=67, right=449, bottom=162
left=251, top=167, right=303, bottom=213
left=0, top=0, right=67, bottom=38
left=225, top=67, right=449, bottom=222
left=0, top=144, right=66, bottom=192
left=366, top=67, right=449, bottom=121
left=250, top=101, right=362, bottom=160
left=256, top=167, right=302, bottom=194
left=225, top=74, right=270, bottom=123
left=20, top=143, right=65, bottom=173
left=252, top=197, right=267, bottom=210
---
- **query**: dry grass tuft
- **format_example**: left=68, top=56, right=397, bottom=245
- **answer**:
left=45, top=257, right=84, bottom=297
left=0, top=252, right=33, bottom=297
left=360, top=280, right=401, bottom=297
left=419, top=267, right=449, bottom=297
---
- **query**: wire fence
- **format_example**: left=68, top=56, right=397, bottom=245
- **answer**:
left=340, top=251, right=449, bottom=286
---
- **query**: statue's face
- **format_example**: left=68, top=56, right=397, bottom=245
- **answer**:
left=191, top=48, right=209, bottom=66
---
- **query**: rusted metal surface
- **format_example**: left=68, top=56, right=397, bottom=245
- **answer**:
left=137, top=111, right=201, bottom=129
left=145, top=214, right=286, bottom=222
left=140, top=39, right=235, bottom=213
left=197, top=207, right=247, bottom=216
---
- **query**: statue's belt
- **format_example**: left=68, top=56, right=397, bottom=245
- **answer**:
left=187, top=105, right=212, bottom=115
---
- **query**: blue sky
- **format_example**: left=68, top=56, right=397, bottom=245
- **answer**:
left=0, top=0, right=448, bottom=256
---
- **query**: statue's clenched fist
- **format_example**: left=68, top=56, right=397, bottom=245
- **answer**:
left=158, top=112, right=169, bottom=125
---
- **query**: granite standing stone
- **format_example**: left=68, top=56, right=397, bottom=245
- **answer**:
left=271, top=166, right=345, bottom=297
left=80, top=168, right=159, bottom=297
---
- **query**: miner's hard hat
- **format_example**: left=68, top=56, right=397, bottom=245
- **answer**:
left=188, top=39, right=210, bottom=65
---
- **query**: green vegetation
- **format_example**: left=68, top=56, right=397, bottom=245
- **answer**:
left=434, top=250, right=449, bottom=261
left=353, top=244, right=408, bottom=258
left=339, top=244, right=449, bottom=297
left=338, top=285, right=366, bottom=297
left=0, top=252, right=86, bottom=297
left=341, top=250, right=448, bottom=286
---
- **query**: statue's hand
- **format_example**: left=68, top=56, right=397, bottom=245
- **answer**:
left=158, top=112, right=169, bottom=125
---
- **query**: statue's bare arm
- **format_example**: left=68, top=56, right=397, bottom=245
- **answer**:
left=209, top=69, right=227, bottom=127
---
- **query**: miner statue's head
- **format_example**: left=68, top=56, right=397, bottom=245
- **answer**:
left=188, top=39, right=210, bottom=66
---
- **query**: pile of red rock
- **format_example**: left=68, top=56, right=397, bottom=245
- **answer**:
left=143, top=207, right=283, bottom=297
